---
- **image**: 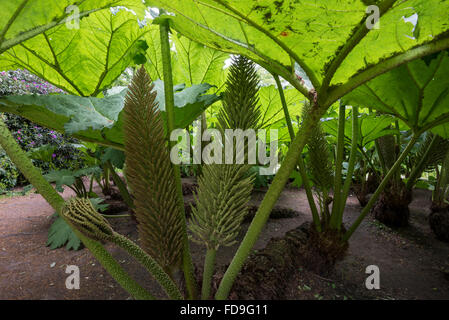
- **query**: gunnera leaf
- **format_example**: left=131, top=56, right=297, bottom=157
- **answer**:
left=46, top=213, right=82, bottom=251
left=123, top=66, right=183, bottom=272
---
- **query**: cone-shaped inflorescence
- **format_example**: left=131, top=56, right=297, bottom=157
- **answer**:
left=303, top=103, right=333, bottom=192
left=191, top=56, right=260, bottom=299
left=123, top=66, right=183, bottom=273
left=190, top=56, right=260, bottom=251
left=190, top=164, right=254, bottom=249
left=61, top=197, right=115, bottom=242
left=61, top=197, right=183, bottom=299
left=217, top=55, right=261, bottom=131
left=303, top=102, right=333, bottom=220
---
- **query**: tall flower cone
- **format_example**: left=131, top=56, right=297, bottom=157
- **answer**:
left=123, top=66, right=184, bottom=275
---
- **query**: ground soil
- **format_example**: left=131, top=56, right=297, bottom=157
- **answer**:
left=0, top=181, right=448, bottom=300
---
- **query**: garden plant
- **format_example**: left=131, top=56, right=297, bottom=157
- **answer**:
left=0, top=0, right=449, bottom=301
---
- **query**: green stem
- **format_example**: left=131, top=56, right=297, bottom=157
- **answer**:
left=89, top=174, right=94, bottom=194
left=201, top=248, right=217, bottom=300
left=338, top=107, right=359, bottom=227
left=0, top=117, right=153, bottom=300
left=273, top=73, right=321, bottom=231
left=111, top=233, right=183, bottom=300
left=406, top=134, right=438, bottom=191
left=359, top=146, right=379, bottom=179
left=215, top=103, right=325, bottom=300
left=159, top=19, right=197, bottom=300
left=330, top=103, right=346, bottom=228
left=297, top=156, right=321, bottom=231
left=343, top=134, right=419, bottom=241
left=273, top=75, right=294, bottom=139
left=101, top=214, right=131, bottom=218
left=105, top=160, right=135, bottom=209
left=375, top=138, right=388, bottom=175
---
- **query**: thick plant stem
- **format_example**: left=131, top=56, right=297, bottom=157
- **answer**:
left=111, top=233, right=183, bottom=300
left=338, top=107, right=359, bottom=225
left=201, top=248, right=217, bottom=300
left=330, top=103, right=346, bottom=228
left=273, top=74, right=320, bottom=231
left=159, top=20, right=197, bottom=300
left=343, top=134, right=419, bottom=241
left=105, top=160, right=134, bottom=209
left=0, top=118, right=153, bottom=300
left=297, top=157, right=321, bottom=231
left=215, top=104, right=325, bottom=300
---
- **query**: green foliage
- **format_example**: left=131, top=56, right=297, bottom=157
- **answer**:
left=0, top=6, right=148, bottom=96
left=258, top=84, right=303, bottom=140
left=46, top=213, right=82, bottom=251
left=322, top=113, right=397, bottom=148
left=343, top=51, right=449, bottom=136
left=149, top=0, right=449, bottom=98
left=1, top=0, right=449, bottom=301
left=152, top=80, right=221, bottom=130
left=410, top=133, right=449, bottom=173
left=249, top=166, right=274, bottom=188
left=0, top=82, right=220, bottom=149
left=0, top=147, right=18, bottom=191
left=45, top=166, right=101, bottom=198
left=0, top=1, right=146, bottom=54
left=171, top=33, right=229, bottom=89
left=0, top=70, right=85, bottom=190
left=101, top=147, right=125, bottom=169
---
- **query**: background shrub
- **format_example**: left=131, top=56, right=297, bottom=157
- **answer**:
left=0, top=70, right=84, bottom=192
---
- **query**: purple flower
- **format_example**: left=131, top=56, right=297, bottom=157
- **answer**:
left=52, top=154, right=56, bottom=158
left=51, top=134, right=57, bottom=139
left=17, top=137, right=21, bottom=141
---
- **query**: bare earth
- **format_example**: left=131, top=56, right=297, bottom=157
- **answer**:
left=0, top=183, right=448, bottom=300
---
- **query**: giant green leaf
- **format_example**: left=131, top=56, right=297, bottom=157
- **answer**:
left=0, top=8, right=150, bottom=96
left=172, top=33, right=229, bottom=89
left=342, top=50, right=449, bottom=136
left=0, top=83, right=220, bottom=149
left=146, top=0, right=449, bottom=102
left=0, top=0, right=146, bottom=54
left=322, top=113, right=397, bottom=147
left=258, top=85, right=303, bottom=130
left=143, top=26, right=229, bottom=92
left=142, top=23, right=174, bottom=82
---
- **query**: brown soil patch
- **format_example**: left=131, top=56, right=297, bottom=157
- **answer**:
left=0, top=185, right=448, bottom=300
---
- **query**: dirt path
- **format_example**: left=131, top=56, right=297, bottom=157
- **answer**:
left=0, top=185, right=448, bottom=300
